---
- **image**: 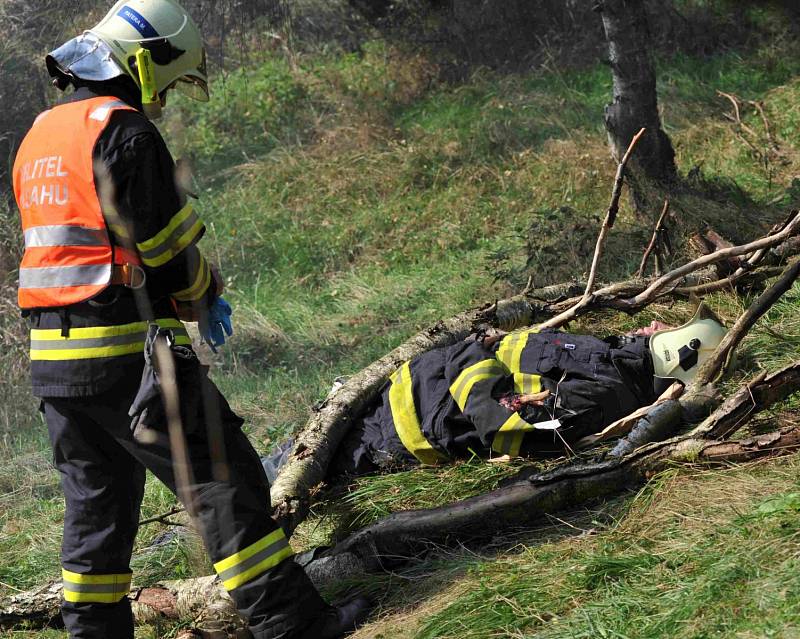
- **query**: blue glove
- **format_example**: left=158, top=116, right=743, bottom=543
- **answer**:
left=201, top=297, right=233, bottom=352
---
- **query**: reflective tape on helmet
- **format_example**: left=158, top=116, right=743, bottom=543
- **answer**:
left=449, top=359, right=506, bottom=412
left=389, top=361, right=448, bottom=465
left=24, top=225, right=109, bottom=248
left=19, top=264, right=112, bottom=289
left=62, top=569, right=131, bottom=604
left=30, top=319, right=190, bottom=361
left=491, top=413, right=536, bottom=458
left=136, top=203, right=204, bottom=267
left=213, top=529, right=294, bottom=591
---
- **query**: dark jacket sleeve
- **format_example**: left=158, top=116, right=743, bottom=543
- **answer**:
left=446, top=342, right=538, bottom=457
left=95, top=110, right=214, bottom=305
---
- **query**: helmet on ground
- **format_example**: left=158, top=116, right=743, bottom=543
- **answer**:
left=88, top=0, right=208, bottom=117
left=649, top=304, right=728, bottom=384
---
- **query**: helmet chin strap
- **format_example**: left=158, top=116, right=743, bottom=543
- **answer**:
left=135, top=48, right=162, bottom=120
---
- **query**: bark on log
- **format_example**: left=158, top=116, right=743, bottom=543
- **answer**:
left=0, top=576, right=244, bottom=636
left=596, top=0, right=677, bottom=185
left=269, top=269, right=699, bottom=532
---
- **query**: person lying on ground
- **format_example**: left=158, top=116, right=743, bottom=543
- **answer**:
left=320, top=306, right=727, bottom=476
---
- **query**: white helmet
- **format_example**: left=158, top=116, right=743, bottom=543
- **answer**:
left=89, top=0, right=208, bottom=118
left=649, top=304, right=728, bottom=384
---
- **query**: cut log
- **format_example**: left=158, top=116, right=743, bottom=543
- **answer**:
left=0, top=576, right=244, bottom=636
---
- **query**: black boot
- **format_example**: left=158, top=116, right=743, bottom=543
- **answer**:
left=299, top=596, right=372, bottom=639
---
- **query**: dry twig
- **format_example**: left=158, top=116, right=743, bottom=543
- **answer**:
left=638, top=198, right=671, bottom=277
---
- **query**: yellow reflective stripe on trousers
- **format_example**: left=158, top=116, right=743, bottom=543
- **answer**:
left=30, top=319, right=191, bottom=361
left=62, top=569, right=131, bottom=604
left=495, top=328, right=539, bottom=372
left=449, top=359, right=506, bottom=412
left=389, top=362, right=448, bottom=465
left=491, top=413, right=536, bottom=457
left=513, top=372, right=542, bottom=395
left=136, top=203, right=204, bottom=268
left=172, top=254, right=212, bottom=302
left=213, top=529, right=294, bottom=591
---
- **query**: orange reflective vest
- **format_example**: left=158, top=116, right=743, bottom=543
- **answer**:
left=13, top=96, right=143, bottom=309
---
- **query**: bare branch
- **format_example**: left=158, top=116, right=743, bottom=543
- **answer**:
left=638, top=198, right=671, bottom=277
left=692, top=258, right=800, bottom=386
left=583, top=127, right=646, bottom=299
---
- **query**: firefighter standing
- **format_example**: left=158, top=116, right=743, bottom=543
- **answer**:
left=12, top=1, right=368, bottom=637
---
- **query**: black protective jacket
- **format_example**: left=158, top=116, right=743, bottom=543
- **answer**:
left=24, top=80, right=213, bottom=397
left=333, top=329, right=659, bottom=474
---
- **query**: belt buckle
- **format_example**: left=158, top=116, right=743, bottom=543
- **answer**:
left=126, top=264, right=147, bottom=290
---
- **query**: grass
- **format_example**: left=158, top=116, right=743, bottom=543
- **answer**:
left=350, top=457, right=800, bottom=639
left=2, top=3, right=800, bottom=637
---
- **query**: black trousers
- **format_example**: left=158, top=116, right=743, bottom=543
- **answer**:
left=43, top=365, right=328, bottom=639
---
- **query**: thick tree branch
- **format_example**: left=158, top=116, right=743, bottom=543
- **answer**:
left=693, top=258, right=800, bottom=386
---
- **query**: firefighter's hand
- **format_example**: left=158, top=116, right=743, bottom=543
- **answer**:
left=211, top=263, right=224, bottom=297
left=174, top=300, right=202, bottom=323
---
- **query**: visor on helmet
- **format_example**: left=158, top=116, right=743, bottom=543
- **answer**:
left=175, top=74, right=209, bottom=101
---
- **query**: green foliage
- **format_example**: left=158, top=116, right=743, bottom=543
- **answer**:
left=168, top=58, right=312, bottom=169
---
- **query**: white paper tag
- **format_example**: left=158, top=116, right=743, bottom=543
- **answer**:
left=533, top=419, right=562, bottom=430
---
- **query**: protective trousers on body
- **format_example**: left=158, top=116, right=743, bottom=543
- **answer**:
left=43, top=351, right=328, bottom=639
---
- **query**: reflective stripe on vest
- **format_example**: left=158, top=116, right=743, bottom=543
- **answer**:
left=19, top=264, right=112, bottom=290
left=13, top=96, right=140, bottom=309
left=30, top=318, right=190, bottom=361
left=388, top=361, right=448, bottom=466
left=213, top=529, right=294, bottom=591
left=62, top=569, right=131, bottom=604
left=24, top=225, right=109, bottom=248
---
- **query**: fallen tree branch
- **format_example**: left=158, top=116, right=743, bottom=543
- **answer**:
left=621, top=210, right=800, bottom=311
left=693, top=258, right=800, bottom=385
left=638, top=198, right=671, bottom=277
left=270, top=257, right=795, bottom=533
left=304, top=363, right=800, bottom=583
left=583, top=128, right=646, bottom=299
left=268, top=268, right=714, bottom=532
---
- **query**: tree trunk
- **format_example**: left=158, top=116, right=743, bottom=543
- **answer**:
left=596, top=0, right=677, bottom=187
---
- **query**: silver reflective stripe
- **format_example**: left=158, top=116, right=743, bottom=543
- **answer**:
left=19, top=264, right=111, bottom=289
left=30, top=332, right=144, bottom=351
left=62, top=582, right=127, bottom=594
left=216, top=536, right=291, bottom=584
left=24, top=225, right=109, bottom=248
left=138, top=208, right=201, bottom=264
left=89, top=100, right=131, bottom=122
left=31, top=327, right=189, bottom=351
